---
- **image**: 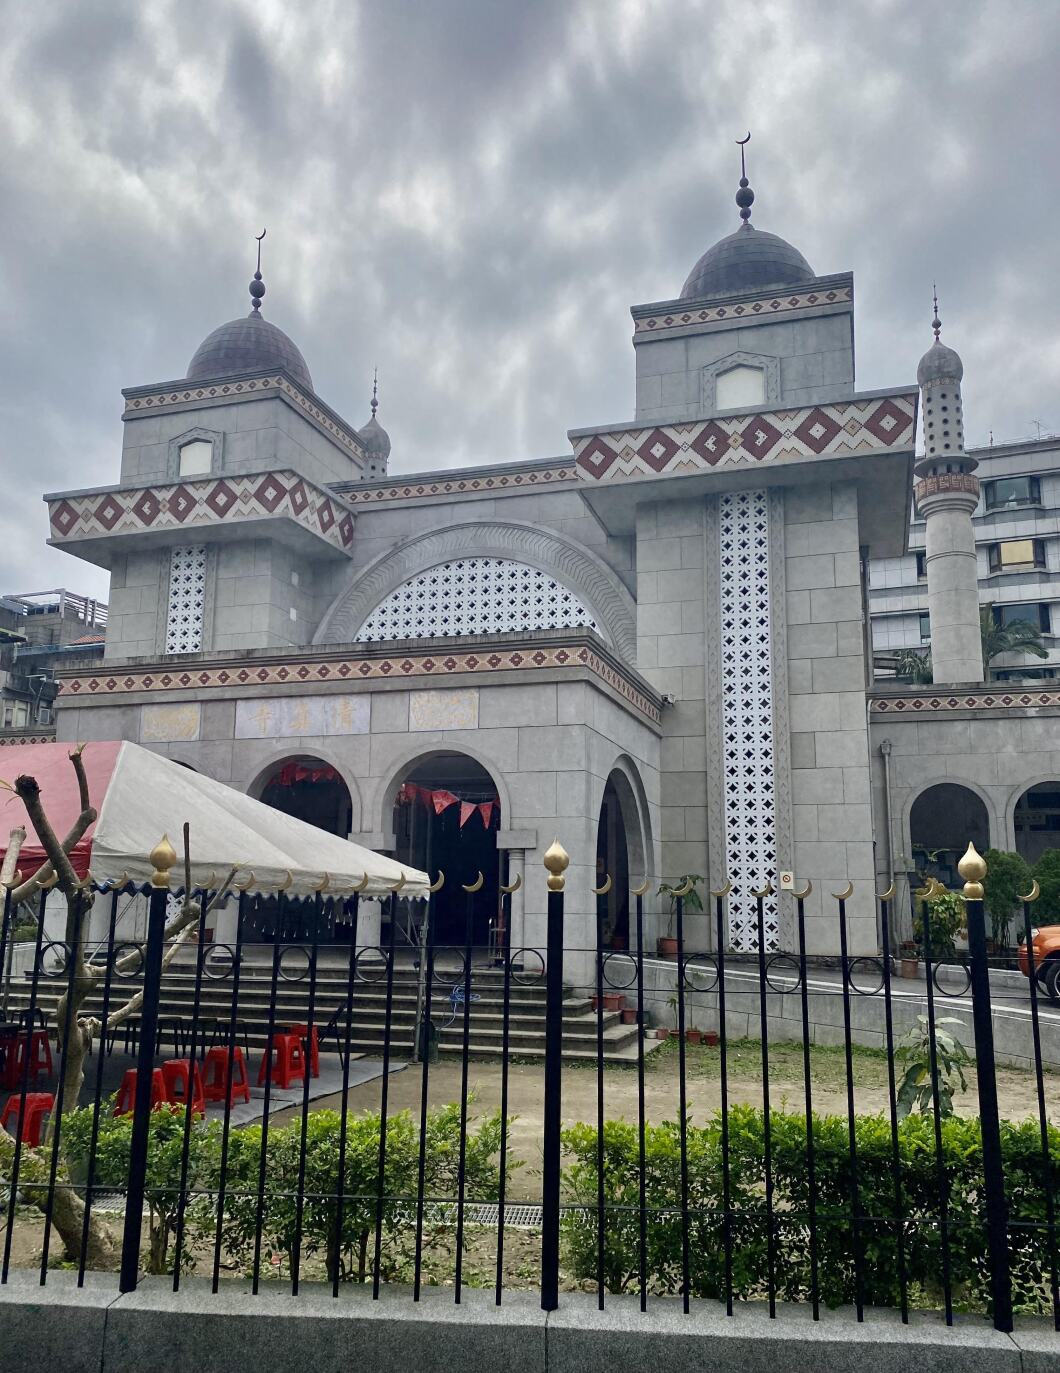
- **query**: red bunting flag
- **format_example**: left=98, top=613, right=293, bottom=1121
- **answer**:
left=431, top=789, right=459, bottom=815
left=459, top=801, right=476, bottom=828
left=478, top=800, right=494, bottom=828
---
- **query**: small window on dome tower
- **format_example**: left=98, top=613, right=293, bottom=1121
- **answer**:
left=178, top=439, right=213, bottom=476
left=716, top=364, right=766, bottom=410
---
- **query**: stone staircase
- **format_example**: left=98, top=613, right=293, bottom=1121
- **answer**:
left=7, top=949, right=652, bottom=1065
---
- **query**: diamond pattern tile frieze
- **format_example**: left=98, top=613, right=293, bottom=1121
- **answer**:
left=47, top=470, right=355, bottom=552
left=573, top=394, right=916, bottom=483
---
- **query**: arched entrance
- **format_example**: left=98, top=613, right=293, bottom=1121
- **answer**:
left=247, top=755, right=356, bottom=945
left=909, top=782, right=990, bottom=888
left=255, top=756, right=354, bottom=837
left=1015, top=782, right=1060, bottom=864
left=391, top=752, right=502, bottom=949
left=595, top=766, right=649, bottom=951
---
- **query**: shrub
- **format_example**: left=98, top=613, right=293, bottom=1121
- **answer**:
left=983, top=849, right=1033, bottom=946
left=1033, top=850, right=1060, bottom=923
left=561, top=1106, right=1060, bottom=1314
left=913, top=888, right=965, bottom=961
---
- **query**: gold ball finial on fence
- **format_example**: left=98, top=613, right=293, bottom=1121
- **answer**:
left=149, top=834, right=177, bottom=889
left=957, top=841, right=988, bottom=901
left=543, top=839, right=569, bottom=892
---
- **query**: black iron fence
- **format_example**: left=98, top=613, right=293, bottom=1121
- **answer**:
left=0, top=841, right=1057, bottom=1332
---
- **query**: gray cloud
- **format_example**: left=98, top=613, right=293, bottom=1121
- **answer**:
left=0, top=0, right=1056, bottom=599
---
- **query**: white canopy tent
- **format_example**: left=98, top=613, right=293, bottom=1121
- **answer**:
left=0, top=740, right=429, bottom=899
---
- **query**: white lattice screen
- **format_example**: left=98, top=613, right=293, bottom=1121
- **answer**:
left=718, top=491, right=779, bottom=951
left=164, top=545, right=207, bottom=654
left=356, top=558, right=598, bottom=642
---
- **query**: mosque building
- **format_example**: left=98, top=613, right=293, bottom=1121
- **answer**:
left=40, top=152, right=1060, bottom=958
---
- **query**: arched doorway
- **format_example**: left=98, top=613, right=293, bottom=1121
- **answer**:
left=1015, top=782, right=1060, bottom=864
left=247, top=755, right=356, bottom=945
left=391, top=753, right=502, bottom=949
left=909, top=782, right=990, bottom=888
left=595, top=766, right=649, bottom=951
left=255, top=755, right=353, bottom=837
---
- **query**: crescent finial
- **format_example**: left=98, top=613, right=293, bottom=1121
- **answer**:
left=428, top=871, right=445, bottom=893
left=831, top=881, right=854, bottom=901
left=631, top=877, right=651, bottom=897
left=461, top=871, right=485, bottom=894
left=592, top=874, right=613, bottom=896
left=499, top=873, right=522, bottom=894
left=1019, top=879, right=1041, bottom=904
left=709, top=878, right=733, bottom=899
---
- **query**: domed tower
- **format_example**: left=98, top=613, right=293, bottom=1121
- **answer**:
left=357, top=372, right=391, bottom=480
left=913, top=293, right=984, bottom=685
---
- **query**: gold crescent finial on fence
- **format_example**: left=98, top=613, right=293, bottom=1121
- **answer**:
left=428, top=871, right=445, bottom=893
left=461, top=871, right=485, bottom=893
left=791, top=880, right=813, bottom=900
left=235, top=871, right=256, bottom=892
left=499, top=873, right=522, bottom=894
left=672, top=876, right=695, bottom=898
left=631, top=877, right=651, bottom=897
left=388, top=871, right=408, bottom=894
left=311, top=873, right=331, bottom=893
left=39, top=871, right=59, bottom=890
left=913, top=879, right=933, bottom=898
left=352, top=873, right=371, bottom=892
left=875, top=880, right=896, bottom=901
left=274, top=869, right=294, bottom=893
left=592, top=873, right=613, bottom=896
left=751, top=880, right=774, bottom=899
left=1018, top=879, right=1041, bottom=903
left=709, top=878, right=733, bottom=898
left=830, top=881, right=854, bottom=901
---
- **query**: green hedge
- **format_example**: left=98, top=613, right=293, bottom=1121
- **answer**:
left=561, top=1106, right=1060, bottom=1313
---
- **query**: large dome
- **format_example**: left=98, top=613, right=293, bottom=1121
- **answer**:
left=917, top=339, right=963, bottom=387
left=186, top=313, right=314, bottom=392
left=680, top=223, right=815, bottom=301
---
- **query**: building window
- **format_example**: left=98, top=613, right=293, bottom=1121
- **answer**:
left=919, top=612, right=931, bottom=642
left=177, top=439, right=213, bottom=477
left=2, top=700, right=28, bottom=729
left=164, top=546, right=208, bottom=654
left=988, top=539, right=1046, bottom=573
left=993, top=602, right=1052, bottom=634
left=715, top=364, right=766, bottom=410
left=915, top=551, right=927, bottom=579
left=984, top=475, right=1041, bottom=510
left=356, top=558, right=598, bottom=641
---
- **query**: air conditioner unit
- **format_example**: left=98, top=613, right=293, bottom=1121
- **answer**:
left=36, top=706, right=53, bottom=726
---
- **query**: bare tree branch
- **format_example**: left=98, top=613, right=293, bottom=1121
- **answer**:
left=0, top=826, right=25, bottom=887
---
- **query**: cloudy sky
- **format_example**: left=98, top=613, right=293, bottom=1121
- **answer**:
left=1, top=0, right=1057, bottom=600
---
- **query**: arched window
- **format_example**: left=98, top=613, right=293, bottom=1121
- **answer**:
left=356, top=557, right=598, bottom=642
left=716, top=364, right=766, bottom=410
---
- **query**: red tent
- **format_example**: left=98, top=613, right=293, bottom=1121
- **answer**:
left=0, top=740, right=119, bottom=879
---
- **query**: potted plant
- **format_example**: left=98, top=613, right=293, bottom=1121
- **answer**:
left=620, top=1007, right=637, bottom=1025
left=704, top=1029, right=720, bottom=1047
left=913, top=886, right=966, bottom=963
left=685, top=1026, right=703, bottom=1046
left=899, top=939, right=919, bottom=979
left=656, top=874, right=705, bottom=957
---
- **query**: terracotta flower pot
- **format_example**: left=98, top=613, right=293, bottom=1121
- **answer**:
left=603, top=992, right=624, bottom=1012
left=656, top=1027, right=669, bottom=1040
left=704, top=1030, right=720, bottom=1047
left=686, top=1029, right=703, bottom=1045
left=658, top=936, right=679, bottom=959
left=900, top=957, right=919, bottom=979
left=620, top=1008, right=637, bottom=1025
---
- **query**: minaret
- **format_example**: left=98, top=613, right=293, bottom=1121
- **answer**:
left=914, top=292, right=984, bottom=684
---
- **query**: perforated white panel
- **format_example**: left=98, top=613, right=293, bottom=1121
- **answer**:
left=356, top=558, right=598, bottom=642
left=718, top=491, right=778, bottom=951
left=164, top=546, right=207, bottom=654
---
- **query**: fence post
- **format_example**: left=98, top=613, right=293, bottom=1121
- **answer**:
left=539, top=839, right=569, bottom=1311
left=118, top=836, right=176, bottom=1293
left=958, top=842, right=1013, bottom=1332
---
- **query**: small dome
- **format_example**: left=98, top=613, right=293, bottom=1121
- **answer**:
left=186, top=313, right=314, bottom=392
left=917, top=339, right=963, bottom=387
left=357, top=413, right=391, bottom=462
left=681, top=223, right=814, bottom=301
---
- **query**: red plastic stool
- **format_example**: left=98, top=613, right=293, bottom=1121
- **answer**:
left=113, top=1067, right=167, bottom=1116
left=257, top=1033, right=305, bottom=1090
left=1, top=1091, right=54, bottom=1146
left=202, top=1046, right=251, bottom=1105
left=286, top=1023, right=320, bottom=1078
left=4, top=1030, right=54, bottom=1088
left=161, top=1060, right=206, bottom=1117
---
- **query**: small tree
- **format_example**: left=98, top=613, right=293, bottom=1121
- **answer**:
left=1034, top=849, right=1060, bottom=923
left=896, top=1015, right=971, bottom=1118
left=656, top=874, right=705, bottom=938
left=894, top=647, right=933, bottom=684
left=980, top=603, right=1049, bottom=668
left=983, top=848, right=1033, bottom=947
left=913, top=887, right=965, bottom=961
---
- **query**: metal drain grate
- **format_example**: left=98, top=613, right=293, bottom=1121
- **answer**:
left=419, top=1201, right=542, bottom=1230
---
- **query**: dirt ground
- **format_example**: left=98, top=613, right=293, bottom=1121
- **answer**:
left=287, top=1039, right=1060, bottom=1201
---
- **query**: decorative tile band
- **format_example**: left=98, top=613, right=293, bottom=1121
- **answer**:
left=123, top=375, right=365, bottom=463
left=573, top=394, right=916, bottom=483
left=871, top=691, right=1060, bottom=714
left=57, top=644, right=662, bottom=724
left=633, top=284, right=853, bottom=337
left=334, top=464, right=579, bottom=506
left=915, top=472, right=980, bottom=500
left=48, top=470, right=355, bottom=553
left=0, top=733, right=56, bottom=747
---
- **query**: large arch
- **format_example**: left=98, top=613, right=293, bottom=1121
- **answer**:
left=593, top=756, right=654, bottom=951
left=906, top=781, right=991, bottom=888
left=248, top=752, right=356, bottom=838
left=313, top=520, right=637, bottom=661
left=1012, top=779, right=1060, bottom=865
left=244, top=742, right=363, bottom=834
